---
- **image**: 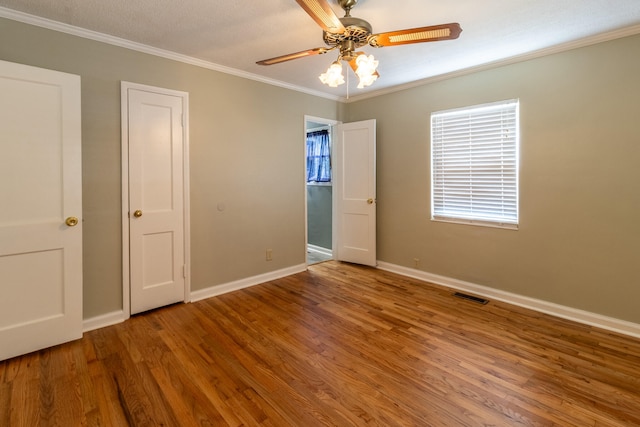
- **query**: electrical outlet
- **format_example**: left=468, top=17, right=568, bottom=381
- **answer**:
left=266, top=249, right=273, bottom=261
left=413, top=258, right=420, bottom=268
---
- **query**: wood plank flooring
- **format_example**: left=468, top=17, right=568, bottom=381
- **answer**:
left=2, top=261, right=640, bottom=426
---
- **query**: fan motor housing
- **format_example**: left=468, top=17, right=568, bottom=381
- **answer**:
left=338, top=0, right=358, bottom=12
left=323, top=16, right=372, bottom=49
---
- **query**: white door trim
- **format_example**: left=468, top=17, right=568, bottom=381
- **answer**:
left=121, top=81, right=191, bottom=318
left=304, top=115, right=340, bottom=265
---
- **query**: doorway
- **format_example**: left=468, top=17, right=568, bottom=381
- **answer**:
left=305, top=116, right=338, bottom=265
left=305, top=117, right=377, bottom=267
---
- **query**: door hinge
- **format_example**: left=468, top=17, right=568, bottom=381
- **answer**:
left=182, top=265, right=187, bottom=278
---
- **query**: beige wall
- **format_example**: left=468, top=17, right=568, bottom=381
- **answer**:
left=2, top=16, right=639, bottom=325
left=0, top=18, right=342, bottom=318
left=347, top=34, right=640, bottom=324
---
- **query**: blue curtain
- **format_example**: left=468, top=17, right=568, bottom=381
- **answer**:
left=306, top=129, right=331, bottom=183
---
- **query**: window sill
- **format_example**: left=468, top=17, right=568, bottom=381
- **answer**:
left=431, top=216, right=518, bottom=230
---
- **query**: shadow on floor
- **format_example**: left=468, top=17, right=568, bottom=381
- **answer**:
left=307, top=251, right=332, bottom=265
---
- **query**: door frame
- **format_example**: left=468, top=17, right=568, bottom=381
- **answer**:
left=121, top=81, right=191, bottom=318
left=304, top=115, right=340, bottom=265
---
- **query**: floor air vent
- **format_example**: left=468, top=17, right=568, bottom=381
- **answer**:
left=453, top=292, right=489, bottom=305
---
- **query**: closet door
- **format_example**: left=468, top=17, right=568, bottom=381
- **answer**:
left=122, top=83, right=188, bottom=315
left=0, top=60, right=82, bottom=361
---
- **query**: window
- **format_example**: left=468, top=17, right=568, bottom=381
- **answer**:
left=431, top=100, right=519, bottom=229
left=306, top=129, right=331, bottom=184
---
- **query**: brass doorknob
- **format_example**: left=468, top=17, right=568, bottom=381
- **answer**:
left=133, top=210, right=143, bottom=218
left=367, top=198, right=374, bottom=205
left=65, top=216, right=79, bottom=227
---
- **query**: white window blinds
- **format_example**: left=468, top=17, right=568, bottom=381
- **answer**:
left=431, top=100, right=519, bottom=228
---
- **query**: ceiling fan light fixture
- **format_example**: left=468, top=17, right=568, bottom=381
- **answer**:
left=355, top=54, right=378, bottom=76
left=357, top=72, right=378, bottom=89
left=355, top=53, right=379, bottom=88
left=319, top=61, right=345, bottom=87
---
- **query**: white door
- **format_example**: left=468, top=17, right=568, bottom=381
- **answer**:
left=334, top=119, right=377, bottom=267
left=123, top=84, right=188, bottom=315
left=0, top=60, right=82, bottom=361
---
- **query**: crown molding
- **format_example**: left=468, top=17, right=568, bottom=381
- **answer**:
left=0, top=6, right=342, bottom=102
left=342, top=23, right=640, bottom=103
left=2, top=7, right=639, bottom=104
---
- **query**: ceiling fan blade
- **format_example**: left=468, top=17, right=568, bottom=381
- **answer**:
left=256, top=47, right=331, bottom=66
left=295, top=0, right=345, bottom=34
left=369, top=23, right=462, bottom=47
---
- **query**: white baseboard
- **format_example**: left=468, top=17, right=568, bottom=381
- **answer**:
left=307, top=244, right=332, bottom=257
left=81, top=264, right=307, bottom=333
left=190, top=263, right=308, bottom=302
left=377, top=261, right=640, bottom=340
left=82, top=261, right=640, bottom=341
left=83, top=310, right=127, bottom=333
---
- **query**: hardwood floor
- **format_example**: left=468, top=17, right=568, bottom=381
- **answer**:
left=2, top=261, right=640, bottom=426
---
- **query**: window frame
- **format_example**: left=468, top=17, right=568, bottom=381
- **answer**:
left=430, top=99, right=520, bottom=230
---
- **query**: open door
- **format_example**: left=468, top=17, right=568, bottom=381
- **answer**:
left=0, top=60, right=82, bottom=361
left=333, top=119, right=376, bottom=267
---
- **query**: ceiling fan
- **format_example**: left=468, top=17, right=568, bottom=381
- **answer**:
left=256, top=0, right=462, bottom=88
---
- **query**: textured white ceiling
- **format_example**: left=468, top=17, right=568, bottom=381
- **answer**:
left=2, top=0, right=640, bottom=100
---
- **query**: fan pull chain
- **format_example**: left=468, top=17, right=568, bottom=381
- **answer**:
left=346, top=64, right=350, bottom=100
